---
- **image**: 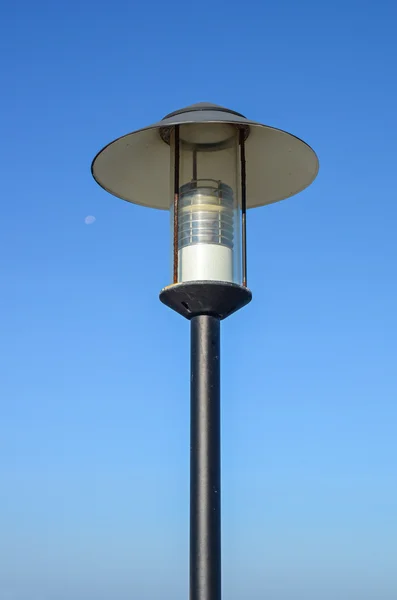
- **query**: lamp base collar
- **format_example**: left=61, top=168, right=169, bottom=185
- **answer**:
left=159, top=281, right=252, bottom=320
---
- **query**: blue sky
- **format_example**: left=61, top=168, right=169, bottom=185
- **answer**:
left=1, top=1, right=396, bottom=599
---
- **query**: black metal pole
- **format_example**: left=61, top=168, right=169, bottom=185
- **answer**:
left=160, top=282, right=251, bottom=599
left=190, top=314, right=221, bottom=600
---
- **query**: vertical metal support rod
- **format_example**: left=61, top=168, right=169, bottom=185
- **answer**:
left=173, top=125, right=180, bottom=284
left=193, top=148, right=198, bottom=183
left=190, top=315, right=221, bottom=600
left=239, top=129, right=247, bottom=287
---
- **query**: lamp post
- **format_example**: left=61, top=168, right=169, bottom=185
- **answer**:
left=91, top=102, right=318, bottom=600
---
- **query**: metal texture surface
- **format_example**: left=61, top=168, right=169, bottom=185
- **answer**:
left=190, top=315, right=221, bottom=600
left=159, top=281, right=252, bottom=320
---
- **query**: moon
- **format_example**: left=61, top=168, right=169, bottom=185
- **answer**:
left=84, top=215, right=96, bottom=225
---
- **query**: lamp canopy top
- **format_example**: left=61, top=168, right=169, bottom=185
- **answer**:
left=91, top=102, right=319, bottom=210
left=161, top=102, right=247, bottom=120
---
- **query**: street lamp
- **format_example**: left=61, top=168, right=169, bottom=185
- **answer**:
left=91, top=102, right=318, bottom=600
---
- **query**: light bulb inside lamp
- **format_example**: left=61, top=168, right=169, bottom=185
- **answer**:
left=178, top=180, right=234, bottom=283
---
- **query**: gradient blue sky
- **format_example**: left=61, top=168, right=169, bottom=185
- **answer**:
left=1, top=1, right=396, bottom=599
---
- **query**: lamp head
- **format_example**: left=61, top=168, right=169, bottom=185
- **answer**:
left=91, top=103, right=318, bottom=312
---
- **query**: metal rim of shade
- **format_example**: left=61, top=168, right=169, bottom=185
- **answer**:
left=91, top=102, right=319, bottom=210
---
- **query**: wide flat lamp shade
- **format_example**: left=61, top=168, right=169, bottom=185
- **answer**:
left=92, top=116, right=318, bottom=210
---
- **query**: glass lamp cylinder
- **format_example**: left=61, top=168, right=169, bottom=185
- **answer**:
left=170, top=124, right=242, bottom=285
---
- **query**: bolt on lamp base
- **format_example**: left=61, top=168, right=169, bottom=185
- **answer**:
left=159, top=281, right=252, bottom=320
